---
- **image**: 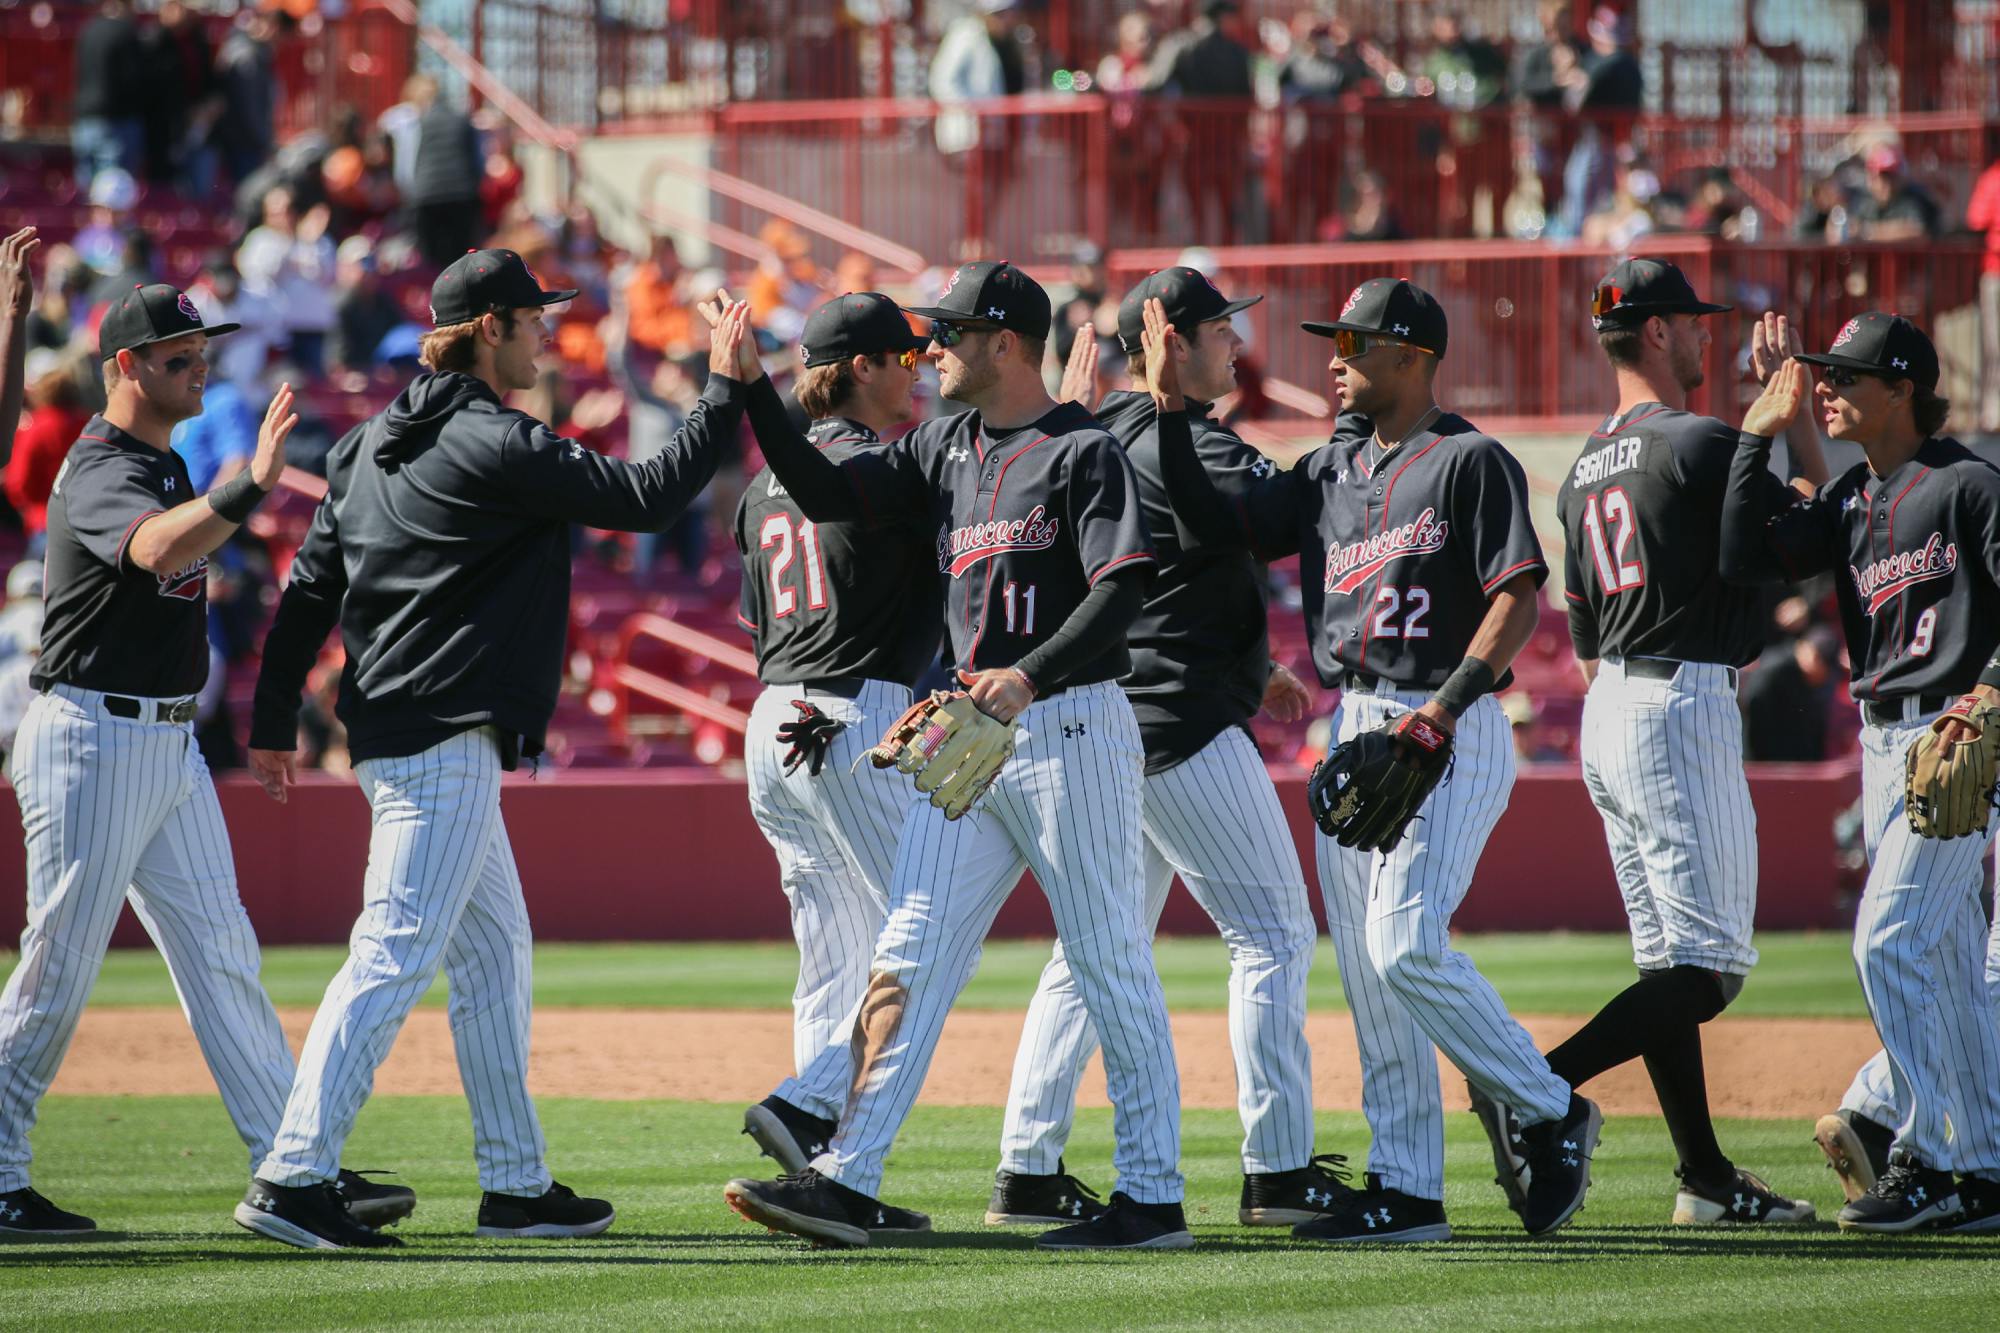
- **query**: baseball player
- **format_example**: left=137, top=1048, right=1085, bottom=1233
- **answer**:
left=237, top=251, right=755, bottom=1250
left=990, top=267, right=1344, bottom=1230
left=732, top=293, right=939, bottom=1242
left=0, top=284, right=411, bottom=1236
left=723, top=260, right=1191, bottom=1251
left=1522, top=259, right=1827, bottom=1226
left=1721, top=313, right=2000, bottom=1233
left=1154, top=280, right=1600, bottom=1241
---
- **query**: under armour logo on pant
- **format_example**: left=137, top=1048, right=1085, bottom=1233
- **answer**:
left=1063, top=723, right=1086, bottom=739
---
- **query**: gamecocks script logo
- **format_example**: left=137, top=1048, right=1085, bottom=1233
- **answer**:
left=1831, top=318, right=1860, bottom=349
left=157, top=555, right=207, bottom=602
left=939, top=505, right=1061, bottom=577
left=1340, top=286, right=1365, bottom=318
left=1324, top=508, right=1449, bottom=594
left=1851, top=533, right=1956, bottom=614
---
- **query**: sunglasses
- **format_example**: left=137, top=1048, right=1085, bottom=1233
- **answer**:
left=895, top=348, right=921, bottom=370
left=1331, top=329, right=1425, bottom=360
left=1818, top=365, right=1884, bottom=389
left=1590, top=284, right=1624, bottom=319
left=929, top=320, right=1003, bottom=349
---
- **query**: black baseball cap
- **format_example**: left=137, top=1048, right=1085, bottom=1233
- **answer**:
left=429, top=248, right=579, bottom=327
left=1115, top=266, right=1263, bottom=355
left=904, top=260, right=1052, bottom=340
left=799, top=292, right=929, bottom=368
left=98, top=283, right=239, bottom=361
left=1302, top=277, right=1449, bottom=359
left=1589, top=256, right=1732, bottom=330
left=1796, top=311, right=1939, bottom=389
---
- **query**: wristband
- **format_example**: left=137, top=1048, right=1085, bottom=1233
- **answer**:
left=1004, top=667, right=1037, bottom=698
left=1432, top=656, right=1496, bottom=719
left=207, top=471, right=270, bottom=525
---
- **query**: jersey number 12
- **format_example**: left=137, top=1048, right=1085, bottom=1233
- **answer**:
left=760, top=514, right=828, bottom=617
left=1581, top=488, right=1644, bottom=593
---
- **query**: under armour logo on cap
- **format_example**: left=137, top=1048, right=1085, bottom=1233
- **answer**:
left=1393, top=323, right=1409, bottom=335
left=1892, top=357, right=1908, bottom=369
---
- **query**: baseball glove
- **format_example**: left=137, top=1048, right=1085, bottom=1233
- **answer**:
left=867, top=690, right=1015, bottom=819
left=1307, top=710, right=1453, bottom=852
left=1905, top=694, right=2000, bottom=839
left=777, top=700, right=847, bottom=777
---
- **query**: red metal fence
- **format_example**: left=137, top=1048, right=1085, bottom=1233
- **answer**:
left=1105, top=236, right=1991, bottom=427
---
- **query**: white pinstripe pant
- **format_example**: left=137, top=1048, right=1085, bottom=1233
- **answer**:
left=0, top=685, right=294, bottom=1192
left=744, top=681, right=917, bottom=1121
left=1836, top=708, right=2000, bottom=1176
left=259, top=727, right=551, bottom=1195
left=1580, top=659, right=1759, bottom=975
left=1316, top=687, right=1570, bottom=1201
left=998, top=724, right=1316, bottom=1175
left=812, top=683, right=1185, bottom=1203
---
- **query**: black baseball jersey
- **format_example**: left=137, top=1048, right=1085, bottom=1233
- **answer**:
left=742, top=381, right=1155, bottom=689
left=33, top=415, right=210, bottom=697
left=1098, top=389, right=1272, bottom=772
left=1557, top=403, right=1798, bottom=667
left=1723, top=432, right=2000, bottom=701
left=734, top=417, right=942, bottom=688
left=1157, top=407, right=1545, bottom=689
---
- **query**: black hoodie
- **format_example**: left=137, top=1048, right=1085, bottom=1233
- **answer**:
left=1098, top=389, right=1272, bottom=773
left=250, top=370, right=743, bottom=764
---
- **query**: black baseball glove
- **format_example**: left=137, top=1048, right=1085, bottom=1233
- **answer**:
left=777, top=700, right=847, bottom=776
left=1306, top=711, right=1453, bottom=852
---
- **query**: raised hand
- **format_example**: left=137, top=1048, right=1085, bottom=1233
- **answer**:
left=248, top=383, right=299, bottom=489
left=1140, top=296, right=1183, bottom=412
left=1742, top=357, right=1808, bottom=439
left=1750, top=310, right=1802, bottom=387
left=1059, top=325, right=1099, bottom=407
left=1, top=227, right=38, bottom=321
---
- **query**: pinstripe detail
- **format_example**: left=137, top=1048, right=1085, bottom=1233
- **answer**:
left=1314, top=688, right=1570, bottom=1201
left=998, top=725, right=1316, bottom=1175
left=258, top=728, right=552, bottom=1194
left=744, top=682, right=915, bottom=1120
left=1580, top=659, right=1758, bottom=975
left=813, top=684, right=1184, bottom=1203
left=0, top=686, right=295, bottom=1192
left=1835, top=712, right=2000, bottom=1174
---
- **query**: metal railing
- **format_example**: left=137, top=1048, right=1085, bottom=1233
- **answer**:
left=600, top=612, right=756, bottom=759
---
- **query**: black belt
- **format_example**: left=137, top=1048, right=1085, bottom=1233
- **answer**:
left=1622, top=657, right=1739, bottom=690
left=1339, top=672, right=1413, bottom=694
left=1862, top=694, right=1951, bottom=726
left=790, top=676, right=873, bottom=699
left=102, top=694, right=198, bottom=725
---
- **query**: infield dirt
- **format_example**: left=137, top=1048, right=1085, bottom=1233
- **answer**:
left=53, top=1007, right=1876, bottom=1119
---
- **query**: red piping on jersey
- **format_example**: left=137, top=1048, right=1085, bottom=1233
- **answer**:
left=1869, top=466, right=1931, bottom=696
left=1089, top=551, right=1155, bottom=585
left=78, top=433, right=116, bottom=445
left=964, top=433, right=1052, bottom=669
left=1358, top=437, right=1443, bottom=671
left=1482, top=557, right=1544, bottom=594
left=114, top=509, right=162, bottom=572
left=737, top=611, right=758, bottom=632
left=1590, top=406, right=1667, bottom=438
left=1563, top=586, right=1586, bottom=603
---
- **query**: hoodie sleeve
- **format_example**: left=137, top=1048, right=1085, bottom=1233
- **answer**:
left=249, top=491, right=349, bottom=751
left=499, top=374, right=745, bottom=531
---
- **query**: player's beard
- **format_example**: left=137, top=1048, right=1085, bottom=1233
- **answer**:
left=1671, top=336, right=1705, bottom=392
left=939, top=349, right=998, bottom=404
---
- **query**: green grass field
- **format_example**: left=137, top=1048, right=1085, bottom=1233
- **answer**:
left=61, top=931, right=1872, bottom=1018
left=3, top=932, right=1940, bottom=1330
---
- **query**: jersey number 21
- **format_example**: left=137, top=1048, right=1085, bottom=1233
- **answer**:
left=760, top=515, right=828, bottom=618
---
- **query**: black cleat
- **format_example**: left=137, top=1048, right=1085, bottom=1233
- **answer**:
left=1672, top=1167, right=1817, bottom=1225
left=1815, top=1110, right=1894, bottom=1203
left=864, top=1199, right=933, bottom=1234
left=1291, top=1174, right=1451, bottom=1244
left=743, top=1095, right=838, bottom=1174
left=1837, top=1155, right=1959, bottom=1233
left=1519, top=1093, right=1601, bottom=1236
left=1238, top=1153, right=1356, bottom=1226
left=724, top=1169, right=888, bottom=1248
left=1945, top=1174, right=2000, bottom=1234
left=1036, top=1192, right=1194, bottom=1251
left=0, top=1187, right=95, bottom=1237
left=335, top=1169, right=416, bottom=1228
left=984, top=1160, right=1108, bottom=1226
left=476, top=1181, right=615, bottom=1238
left=1468, top=1082, right=1530, bottom=1215
left=235, top=1178, right=404, bottom=1251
